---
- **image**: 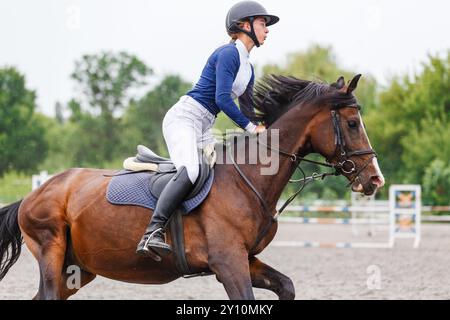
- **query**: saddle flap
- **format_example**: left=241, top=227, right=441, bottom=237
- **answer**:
left=188, top=155, right=211, bottom=198
left=149, top=172, right=175, bottom=199
left=158, top=163, right=177, bottom=173
left=149, top=155, right=211, bottom=201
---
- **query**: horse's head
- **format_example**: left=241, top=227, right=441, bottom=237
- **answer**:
left=253, top=74, right=385, bottom=195
left=307, top=75, right=385, bottom=195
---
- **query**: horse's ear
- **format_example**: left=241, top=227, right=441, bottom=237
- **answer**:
left=332, top=76, right=345, bottom=89
left=347, top=74, right=362, bottom=94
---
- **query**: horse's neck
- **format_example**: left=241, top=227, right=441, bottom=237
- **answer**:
left=254, top=106, right=317, bottom=210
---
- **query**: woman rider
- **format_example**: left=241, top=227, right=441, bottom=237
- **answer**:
left=136, top=1, right=279, bottom=259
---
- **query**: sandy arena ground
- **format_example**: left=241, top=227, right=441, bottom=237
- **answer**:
left=1, top=222, right=450, bottom=300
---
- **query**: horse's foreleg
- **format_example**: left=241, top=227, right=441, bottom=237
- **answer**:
left=208, top=248, right=254, bottom=300
left=249, top=256, right=295, bottom=300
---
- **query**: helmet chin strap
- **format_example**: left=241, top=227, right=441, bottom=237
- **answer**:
left=236, top=17, right=260, bottom=48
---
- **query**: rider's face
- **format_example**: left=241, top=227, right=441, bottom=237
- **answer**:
left=242, top=17, right=269, bottom=46
left=253, top=17, right=269, bottom=45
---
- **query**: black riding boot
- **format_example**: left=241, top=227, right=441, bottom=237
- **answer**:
left=136, top=167, right=193, bottom=259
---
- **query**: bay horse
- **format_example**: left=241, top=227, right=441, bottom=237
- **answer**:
left=0, top=74, right=384, bottom=300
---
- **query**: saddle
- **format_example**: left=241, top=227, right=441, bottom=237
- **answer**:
left=123, top=145, right=216, bottom=200
left=111, top=145, right=216, bottom=276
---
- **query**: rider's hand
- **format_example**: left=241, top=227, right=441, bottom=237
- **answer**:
left=245, top=122, right=266, bottom=135
left=255, top=125, right=266, bottom=134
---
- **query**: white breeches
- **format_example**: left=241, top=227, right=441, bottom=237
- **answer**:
left=162, top=95, right=216, bottom=184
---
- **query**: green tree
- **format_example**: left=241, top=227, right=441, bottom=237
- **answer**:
left=0, top=67, right=48, bottom=177
left=69, top=52, right=152, bottom=165
left=423, top=160, right=450, bottom=205
left=35, top=113, right=72, bottom=172
left=365, top=52, right=450, bottom=201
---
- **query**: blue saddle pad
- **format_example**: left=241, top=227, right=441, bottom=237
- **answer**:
left=106, top=170, right=214, bottom=214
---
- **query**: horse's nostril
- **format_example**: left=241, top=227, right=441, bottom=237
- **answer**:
left=371, top=175, right=384, bottom=187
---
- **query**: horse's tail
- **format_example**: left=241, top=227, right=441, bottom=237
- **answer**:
left=0, top=200, right=23, bottom=281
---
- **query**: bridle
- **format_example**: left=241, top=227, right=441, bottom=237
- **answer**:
left=227, top=103, right=377, bottom=251
left=329, top=104, right=377, bottom=183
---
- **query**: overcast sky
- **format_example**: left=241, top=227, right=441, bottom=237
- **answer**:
left=1, top=0, right=449, bottom=116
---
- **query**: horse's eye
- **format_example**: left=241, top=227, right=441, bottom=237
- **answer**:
left=348, top=120, right=358, bottom=128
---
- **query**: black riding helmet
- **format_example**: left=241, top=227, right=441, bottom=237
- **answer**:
left=226, top=1, right=279, bottom=48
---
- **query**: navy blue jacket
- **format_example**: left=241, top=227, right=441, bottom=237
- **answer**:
left=187, top=43, right=255, bottom=129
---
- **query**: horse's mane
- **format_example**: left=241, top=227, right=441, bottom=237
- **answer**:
left=251, top=75, right=357, bottom=126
